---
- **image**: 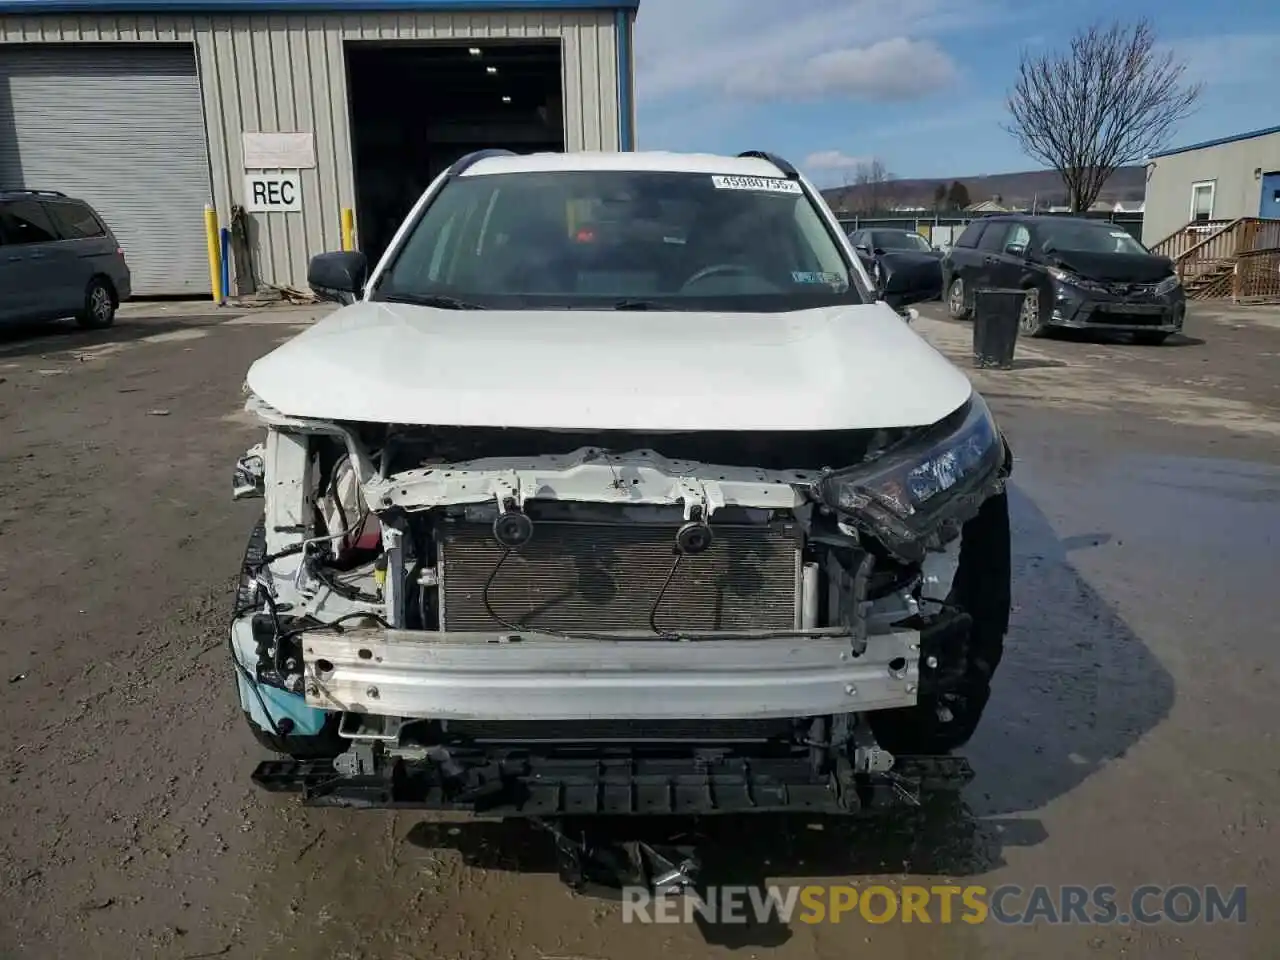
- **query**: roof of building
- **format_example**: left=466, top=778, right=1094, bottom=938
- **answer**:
left=463, top=150, right=794, bottom=179
left=0, top=0, right=637, bottom=12
left=1148, top=124, right=1280, bottom=160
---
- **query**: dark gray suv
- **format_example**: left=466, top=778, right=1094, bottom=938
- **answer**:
left=0, top=190, right=132, bottom=329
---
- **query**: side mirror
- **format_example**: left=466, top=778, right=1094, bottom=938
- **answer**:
left=872, top=247, right=886, bottom=256
left=308, top=251, right=368, bottom=305
left=877, top=252, right=943, bottom=309
left=854, top=244, right=871, bottom=256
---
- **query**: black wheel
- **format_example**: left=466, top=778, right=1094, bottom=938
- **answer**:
left=1018, top=287, right=1047, bottom=337
left=75, top=276, right=116, bottom=330
left=869, top=490, right=1011, bottom=755
left=1133, top=331, right=1170, bottom=346
left=234, top=517, right=344, bottom=760
left=946, top=277, right=970, bottom=319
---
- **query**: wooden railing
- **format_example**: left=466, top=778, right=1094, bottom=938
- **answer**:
left=1233, top=248, right=1280, bottom=302
left=1148, top=219, right=1232, bottom=261
left=1151, top=218, right=1280, bottom=284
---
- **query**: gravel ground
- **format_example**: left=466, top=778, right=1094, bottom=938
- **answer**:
left=0, top=299, right=1276, bottom=959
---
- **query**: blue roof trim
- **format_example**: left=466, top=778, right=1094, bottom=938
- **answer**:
left=1150, top=124, right=1280, bottom=159
left=0, top=0, right=638, bottom=12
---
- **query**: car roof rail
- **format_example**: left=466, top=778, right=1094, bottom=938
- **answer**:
left=0, top=188, right=67, bottom=198
left=448, top=149, right=517, bottom=177
left=737, top=151, right=799, bottom=179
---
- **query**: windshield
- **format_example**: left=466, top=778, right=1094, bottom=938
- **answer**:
left=871, top=230, right=932, bottom=252
left=1038, top=221, right=1149, bottom=256
left=372, top=170, right=865, bottom=311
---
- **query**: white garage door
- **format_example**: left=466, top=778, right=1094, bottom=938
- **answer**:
left=0, top=44, right=212, bottom=295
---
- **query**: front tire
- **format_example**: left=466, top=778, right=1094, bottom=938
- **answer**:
left=76, top=277, right=116, bottom=330
left=947, top=277, right=970, bottom=319
left=1018, top=287, right=1047, bottom=337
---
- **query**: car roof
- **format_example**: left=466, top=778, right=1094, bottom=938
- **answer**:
left=461, top=150, right=793, bottom=180
left=978, top=214, right=1110, bottom=226
left=0, top=189, right=77, bottom=202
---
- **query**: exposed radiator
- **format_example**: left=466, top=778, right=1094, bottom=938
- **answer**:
left=438, top=521, right=799, bottom=633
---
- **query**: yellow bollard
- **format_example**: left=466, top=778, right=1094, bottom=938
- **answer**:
left=340, top=207, right=356, bottom=252
left=204, top=205, right=223, bottom=303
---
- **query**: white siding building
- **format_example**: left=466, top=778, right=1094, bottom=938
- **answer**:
left=0, top=0, right=638, bottom=294
left=1142, top=125, right=1280, bottom=247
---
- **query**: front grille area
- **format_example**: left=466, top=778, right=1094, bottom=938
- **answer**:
left=1091, top=311, right=1167, bottom=326
left=438, top=521, right=799, bottom=633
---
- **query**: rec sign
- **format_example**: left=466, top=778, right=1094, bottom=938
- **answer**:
left=244, top=173, right=302, bottom=212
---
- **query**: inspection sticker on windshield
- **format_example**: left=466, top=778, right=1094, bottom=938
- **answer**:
left=712, top=175, right=802, bottom=194
left=793, top=271, right=843, bottom=285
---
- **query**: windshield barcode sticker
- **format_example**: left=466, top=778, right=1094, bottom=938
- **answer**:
left=711, top=175, right=802, bottom=194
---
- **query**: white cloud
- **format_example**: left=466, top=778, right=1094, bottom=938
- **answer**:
left=1164, top=32, right=1280, bottom=89
left=634, top=0, right=1010, bottom=104
left=727, top=38, right=958, bottom=101
left=804, top=150, right=871, bottom=171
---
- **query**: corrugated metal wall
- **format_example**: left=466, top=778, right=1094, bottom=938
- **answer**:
left=0, top=43, right=214, bottom=294
left=0, top=10, right=621, bottom=291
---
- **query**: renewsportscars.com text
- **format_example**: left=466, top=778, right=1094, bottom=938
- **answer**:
left=622, top=884, right=1248, bottom=925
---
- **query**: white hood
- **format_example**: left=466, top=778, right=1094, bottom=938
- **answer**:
left=245, top=300, right=973, bottom=432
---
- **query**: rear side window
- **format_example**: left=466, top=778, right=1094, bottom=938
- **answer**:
left=0, top=200, right=59, bottom=245
left=954, top=221, right=986, bottom=248
left=977, top=223, right=1010, bottom=252
left=47, top=201, right=107, bottom=240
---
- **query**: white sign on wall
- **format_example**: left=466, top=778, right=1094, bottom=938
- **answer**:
left=242, top=131, right=316, bottom=169
left=244, top=173, right=302, bottom=213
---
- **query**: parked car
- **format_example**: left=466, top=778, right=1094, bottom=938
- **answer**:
left=848, top=228, right=944, bottom=299
left=941, top=214, right=1184, bottom=345
left=0, top=190, right=131, bottom=329
left=231, top=150, right=1012, bottom=873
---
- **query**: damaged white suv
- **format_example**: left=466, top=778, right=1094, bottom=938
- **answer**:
left=233, top=149, right=1012, bottom=826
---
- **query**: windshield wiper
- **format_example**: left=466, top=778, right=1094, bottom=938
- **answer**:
left=380, top=293, right=486, bottom=310
left=612, top=298, right=678, bottom=311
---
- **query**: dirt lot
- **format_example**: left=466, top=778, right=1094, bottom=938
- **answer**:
left=0, top=300, right=1277, bottom=959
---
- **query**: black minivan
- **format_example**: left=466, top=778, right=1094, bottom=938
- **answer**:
left=941, top=214, right=1185, bottom=345
left=0, top=190, right=132, bottom=330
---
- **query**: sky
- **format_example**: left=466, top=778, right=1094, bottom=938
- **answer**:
left=632, top=0, right=1280, bottom=185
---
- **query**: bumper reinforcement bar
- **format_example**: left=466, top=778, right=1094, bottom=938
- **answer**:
left=251, top=753, right=974, bottom=816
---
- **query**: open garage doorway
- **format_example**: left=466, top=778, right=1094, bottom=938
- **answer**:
left=345, top=41, right=564, bottom=263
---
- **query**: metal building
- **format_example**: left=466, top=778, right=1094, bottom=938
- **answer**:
left=0, top=0, right=639, bottom=295
left=1142, top=125, right=1280, bottom=247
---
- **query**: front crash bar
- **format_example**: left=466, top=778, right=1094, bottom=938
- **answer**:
left=300, top=629, right=921, bottom=720
left=251, top=753, right=974, bottom=816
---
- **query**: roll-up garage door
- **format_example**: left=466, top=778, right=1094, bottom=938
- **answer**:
left=0, top=44, right=212, bottom=295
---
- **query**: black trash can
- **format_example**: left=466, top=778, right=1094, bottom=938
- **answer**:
left=972, top=288, right=1024, bottom=370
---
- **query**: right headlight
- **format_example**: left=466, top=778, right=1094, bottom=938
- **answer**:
left=814, top=394, right=1007, bottom=560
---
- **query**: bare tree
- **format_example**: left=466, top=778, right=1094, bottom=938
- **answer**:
left=850, top=158, right=896, bottom=213
left=1005, top=20, right=1201, bottom=212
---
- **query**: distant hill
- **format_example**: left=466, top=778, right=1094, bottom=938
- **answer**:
left=822, top=165, right=1146, bottom=212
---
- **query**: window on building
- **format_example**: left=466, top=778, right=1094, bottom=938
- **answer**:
left=1190, top=181, right=1215, bottom=222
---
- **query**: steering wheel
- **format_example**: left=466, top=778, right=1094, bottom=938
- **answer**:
left=681, top=262, right=756, bottom=289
